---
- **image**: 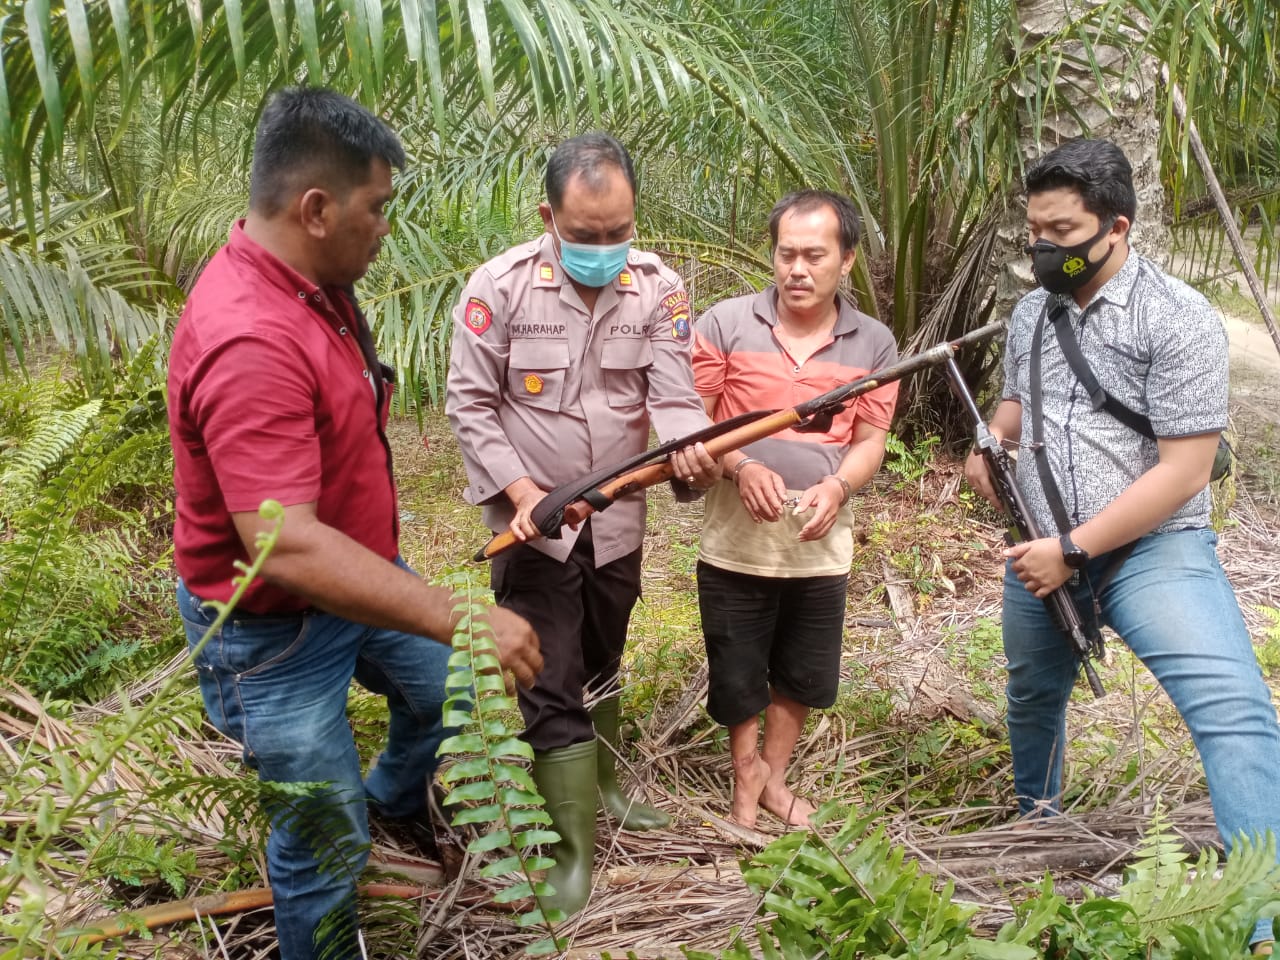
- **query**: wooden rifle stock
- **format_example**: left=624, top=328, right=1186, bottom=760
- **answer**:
left=476, top=320, right=1007, bottom=561
left=475, top=406, right=805, bottom=560
left=942, top=356, right=1105, bottom=698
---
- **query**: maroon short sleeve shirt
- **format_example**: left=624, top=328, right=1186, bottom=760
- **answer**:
left=169, top=222, right=398, bottom=612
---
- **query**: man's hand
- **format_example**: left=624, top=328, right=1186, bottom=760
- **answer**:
left=735, top=461, right=788, bottom=522
left=964, top=448, right=1002, bottom=510
left=964, top=401, right=1021, bottom=511
left=475, top=604, right=543, bottom=690
left=793, top=477, right=846, bottom=541
left=669, top=441, right=722, bottom=491
left=1006, top=537, right=1071, bottom=597
left=505, top=477, right=548, bottom=542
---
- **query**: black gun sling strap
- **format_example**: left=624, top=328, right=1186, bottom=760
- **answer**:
left=1029, top=301, right=1136, bottom=595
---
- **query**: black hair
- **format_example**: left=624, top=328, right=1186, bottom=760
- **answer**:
left=545, top=132, right=637, bottom=210
left=249, top=87, right=406, bottom=217
left=1024, top=139, right=1137, bottom=224
left=768, top=190, right=862, bottom=253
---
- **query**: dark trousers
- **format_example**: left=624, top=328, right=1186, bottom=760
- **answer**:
left=491, top=523, right=642, bottom=751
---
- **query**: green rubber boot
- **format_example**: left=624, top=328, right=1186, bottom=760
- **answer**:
left=531, top=739, right=598, bottom=917
left=589, top=697, right=671, bottom=831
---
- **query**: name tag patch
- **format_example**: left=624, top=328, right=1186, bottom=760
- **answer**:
left=510, top=323, right=566, bottom=338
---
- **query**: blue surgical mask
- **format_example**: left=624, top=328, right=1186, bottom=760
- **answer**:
left=550, top=212, right=632, bottom=288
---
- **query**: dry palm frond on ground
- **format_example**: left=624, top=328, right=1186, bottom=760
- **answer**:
left=4, top=407, right=1280, bottom=957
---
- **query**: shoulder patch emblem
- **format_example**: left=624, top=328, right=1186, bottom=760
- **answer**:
left=464, top=297, right=492, bottom=336
left=539, top=262, right=555, bottom=282
left=662, top=290, right=692, bottom=342
left=523, top=374, right=544, bottom=395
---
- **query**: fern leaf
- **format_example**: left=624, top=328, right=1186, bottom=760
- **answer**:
left=0, top=400, right=102, bottom=512
left=433, top=571, right=566, bottom=951
left=1139, top=834, right=1280, bottom=935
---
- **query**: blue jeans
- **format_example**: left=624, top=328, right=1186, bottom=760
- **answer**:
left=178, top=566, right=453, bottom=960
left=1003, top=527, right=1280, bottom=944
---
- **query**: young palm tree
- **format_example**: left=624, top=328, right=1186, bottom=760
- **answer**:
left=0, top=0, right=833, bottom=406
left=1, top=0, right=1276, bottom=414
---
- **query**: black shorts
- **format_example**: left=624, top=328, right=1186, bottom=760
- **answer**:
left=696, top=561, right=847, bottom=727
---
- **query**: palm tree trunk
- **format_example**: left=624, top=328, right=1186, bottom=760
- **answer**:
left=994, top=0, right=1169, bottom=319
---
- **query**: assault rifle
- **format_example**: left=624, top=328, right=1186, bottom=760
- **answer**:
left=941, top=356, right=1106, bottom=698
left=474, top=320, right=1006, bottom=562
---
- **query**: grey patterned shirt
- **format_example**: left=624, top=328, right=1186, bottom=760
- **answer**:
left=1003, top=251, right=1227, bottom=536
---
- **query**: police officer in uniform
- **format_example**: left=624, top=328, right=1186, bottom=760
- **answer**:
left=446, top=133, right=720, bottom=914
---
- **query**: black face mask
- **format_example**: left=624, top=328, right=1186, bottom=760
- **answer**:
left=1025, top=218, right=1116, bottom=295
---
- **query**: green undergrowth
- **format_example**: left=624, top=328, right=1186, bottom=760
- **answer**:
left=5, top=396, right=1280, bottom=955
left=0, top=345, right=180, bottom=700
left=1, top=502, right=288, bottom=958
left=676, top=802, right=1280, bottom=960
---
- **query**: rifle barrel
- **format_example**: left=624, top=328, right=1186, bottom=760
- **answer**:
left=475, top=320, right=1006, bottom=561
left=941, top=355, right=1104, bottom=698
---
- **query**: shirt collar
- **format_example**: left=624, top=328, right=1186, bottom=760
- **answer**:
left=225, top=220, right=357, bottom=324
left=226, top=219, right=322, bottom=299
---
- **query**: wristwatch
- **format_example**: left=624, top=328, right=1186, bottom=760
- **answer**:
left=1059, top=533, right=1089, bottom=569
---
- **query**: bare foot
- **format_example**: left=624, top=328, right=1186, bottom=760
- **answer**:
left=729, top=754, right=771, bottom=828
left=760, top=782, right=817, bottom=827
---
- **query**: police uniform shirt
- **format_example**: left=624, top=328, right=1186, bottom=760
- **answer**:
left=446, top=232, right=709, bottom=566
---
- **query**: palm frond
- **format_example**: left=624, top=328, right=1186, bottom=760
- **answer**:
left=0, top=239, right=166, bottom=383
left=0, top=0, right=839, bottom=236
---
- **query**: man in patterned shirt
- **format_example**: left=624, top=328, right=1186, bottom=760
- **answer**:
left=965, top=138, right=1280, bottom=955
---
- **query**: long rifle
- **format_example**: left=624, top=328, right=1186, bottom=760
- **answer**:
left=474, top=320, right=1006, bottom=561
left=941, top=355, right=1105, bottom=698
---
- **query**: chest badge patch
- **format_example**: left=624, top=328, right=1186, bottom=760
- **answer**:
left=539, top=262, right=555, bottom=282
left=464, top=297, right=492, bottom=336
left=523, top=374, right=545, bottom=395
left=618, top=270, right=633, bottom=287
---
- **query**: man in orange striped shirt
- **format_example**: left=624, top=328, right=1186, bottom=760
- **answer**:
left=692, top=190, right=898, bottom=827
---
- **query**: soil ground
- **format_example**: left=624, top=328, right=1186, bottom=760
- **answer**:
left=1225, top=308, right=1280, bottom=511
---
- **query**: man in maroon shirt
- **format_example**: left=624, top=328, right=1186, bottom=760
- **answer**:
left=169, top=88, right=541, bottom=960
